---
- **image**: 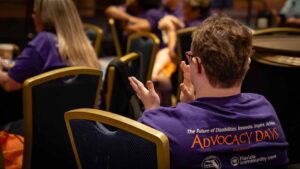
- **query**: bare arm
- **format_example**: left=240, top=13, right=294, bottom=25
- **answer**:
left=125, top=16, right=152, bottom=33
left=105, top=6, right=132, bottom=21
left=0, top=70, right=22, bottom=92
left=158, top=16, right=184, bottom=59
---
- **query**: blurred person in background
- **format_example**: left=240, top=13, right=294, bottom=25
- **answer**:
left=106, top=0, right=184, bottom=38
left=279, top=0, right=300, bottom=27
left=151, top=0, right=212, bottom=105
left=0, top=0, right=99, bottom=126
left=105, top=0, right=161, bottom=32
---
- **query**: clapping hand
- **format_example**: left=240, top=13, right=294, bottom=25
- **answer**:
left=179, top=61, right=195, bottom=103
left=128, top=76, right=160, bottom=110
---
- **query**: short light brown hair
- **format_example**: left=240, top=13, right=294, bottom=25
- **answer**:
left=191, top=16, right=252, bottom=88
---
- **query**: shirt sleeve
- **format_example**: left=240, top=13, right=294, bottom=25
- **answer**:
left=143, top=9, right=162, bottom=32
left=8, top=46, right=44, bottom=83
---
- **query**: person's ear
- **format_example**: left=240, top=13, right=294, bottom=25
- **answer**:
left=192, top=57, right=202, bottom=74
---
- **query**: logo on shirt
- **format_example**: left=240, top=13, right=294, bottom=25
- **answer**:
left=201, top=155, right=222, bottom=169
left=230, top=157, right=239, bottom=166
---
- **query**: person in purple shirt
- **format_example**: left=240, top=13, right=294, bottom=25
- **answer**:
left=151, top=0, right=212, bottom=104
left=0, top=0, right=99, bottom=125
left=129, top=16, right=289, bottom=169
left=106, top=0, right=183, bottom=34
left=105, top=0, right=161, bottom=20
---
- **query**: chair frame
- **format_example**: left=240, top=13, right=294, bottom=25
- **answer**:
left=108, top=18, right=123, bottom=57
left=83, top=23, right=104, bottom=56
left=64, top=108, right=170, bottom=169
left=105, top=52, right=139, bottom=110
left=22, top=66, right=102, bottom=169
left=175, top=27, right=197, bottom=101
left=126, top=32, right=160, bottom=82
left=253, top=27, right=300, bottom=36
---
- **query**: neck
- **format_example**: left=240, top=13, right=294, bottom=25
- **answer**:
left=195, top=84, right=241, bottom=99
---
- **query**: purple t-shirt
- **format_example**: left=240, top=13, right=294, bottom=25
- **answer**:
left=143, top=3, right=183, bottom=46
left=139, top=93, right=289, bottom=169
left=8, top=31, right=67, bottom=83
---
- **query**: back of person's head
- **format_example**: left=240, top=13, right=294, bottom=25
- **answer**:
left=191, top=16, right=252, bottom=88
left=34, top=0, right=99, bottom=69
left=184, top=0, right=212, bottom=18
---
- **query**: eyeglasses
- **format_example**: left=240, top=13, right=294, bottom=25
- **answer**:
left=185, top=51, right=195, bottom=62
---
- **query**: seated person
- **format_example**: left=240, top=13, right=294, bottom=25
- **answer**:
left=279, top=0, right=300, bottom=27
left=105, top=0, right=161, bottom=23
left=129, top=16, right=289, bottom=169
left=151, top=0, right=211, bottom=90
left=106, top=0, right=183, bottom=36
left=0, top=0, right=99, bottom=126
left=105, top=0, right=161, bottom=53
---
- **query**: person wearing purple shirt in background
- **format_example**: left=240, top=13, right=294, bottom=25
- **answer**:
left=129, top=16, right=288, bottom=169
left=105, top=0, right=161, bottom=19
left=105, top=0, right=183, bottom=35
left=151, top=0, right=212, bottom=104
left=0, top=0, right=99, bottom=126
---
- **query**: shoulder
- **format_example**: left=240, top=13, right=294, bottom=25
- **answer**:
left=28, top=31, right=58, bottom=55
left=138, top=102, right=202, bottom=124
left=144, top=7, right=164, bottom=18
left=241, top=93, right=270, bottom=104
left=29, top=32, right=57, bottom=48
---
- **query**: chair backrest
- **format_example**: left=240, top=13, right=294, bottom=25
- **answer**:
left=253, top=27, right=300, bottom=36
left=64, top=108, right=170, bottom=169
left=175, top=27, right=197, bottom=100
left=101, top=52, right=141, bottom=119
left=83, top=23, right=103, bottom=56
left=0, top=144, right=4, bottom=169
left=126, top=32, right=160, bottom=84
left=108, top=18, right=123, bottom=57
left=22, top=67, right=102, bottom=169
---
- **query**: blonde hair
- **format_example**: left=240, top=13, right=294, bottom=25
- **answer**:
left=34, top=0, right=99, bottom=69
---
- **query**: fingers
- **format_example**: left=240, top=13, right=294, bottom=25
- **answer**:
left=128, top=76, right=148, bottom=96
left=128, top=77, right=139, bottom=91
left=146, top=81, right=155, bottom=93
left=180, top=83, right=195, bottom=103
left=180, top=61, right=190, bottom=78
left=180, top=83, right=190, bottom=96
left=180, top=61, right=187, bottom=72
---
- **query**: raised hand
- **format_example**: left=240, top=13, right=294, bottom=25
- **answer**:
left=180, top=61, right=195, bottom=103
left=128, top=76, right=160, bottom=110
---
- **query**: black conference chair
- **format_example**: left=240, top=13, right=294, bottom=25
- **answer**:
left=101, top=52, right=141, bottom=119
left=126, top=32, right=160, bottom=84
left=242, top=60, right=300, bottom=164
left=22, top=67, right=102, bottom=169
left=64, top=108, right=170, bottom=169
left=83, top=23, right=104, bottom=57
left=245, top=28, right=300, bottom=164
left=108, top=18, right=123, bottom=57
